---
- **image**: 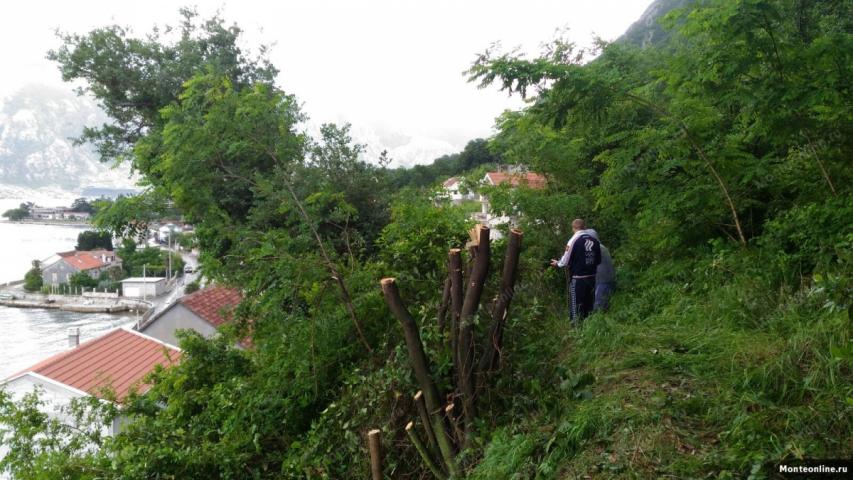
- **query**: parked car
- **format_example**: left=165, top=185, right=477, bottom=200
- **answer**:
left=184, top=265, right=195, bottom=273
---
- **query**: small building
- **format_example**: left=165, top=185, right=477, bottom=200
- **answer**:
left=62, top=210, right=91, bottom=221
left=30, top=206, right=66, bottom=220
left=478, top=169, right=547, bottom=238
left=121, top=277, right=167, bottom=298
left=137, top=286, right=242, bottom=346
left=2, top=328, right=180, bottom=435
left=42, top=250, right=114, bottom=286
left=442, top=177, right=477, bottom=204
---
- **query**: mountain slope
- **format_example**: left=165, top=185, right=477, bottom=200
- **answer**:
left=0, top=85, right=135, bottom=193
left=619, top=0, right=693, bottom=47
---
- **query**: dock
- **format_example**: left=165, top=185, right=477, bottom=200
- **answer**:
left=0, top=299, right=130, bottom=313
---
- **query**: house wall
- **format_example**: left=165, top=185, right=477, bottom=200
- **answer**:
left=2, top=374, right=87, bottom=435
left=42, top=260, right=78, bottom=286
left=2, top=374, right=120, bottom=438
left=139, top=303, right=218, bottom=345
left=42, top=261, right=103, bottom=286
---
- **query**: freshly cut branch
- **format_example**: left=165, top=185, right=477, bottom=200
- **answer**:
left=380, top=278, right=458, bottom=475
left=367, top=429, right=382, bottom=480
left=406, top=421, right=447, bottom=480
left=414, top=391, right=439, bottom=455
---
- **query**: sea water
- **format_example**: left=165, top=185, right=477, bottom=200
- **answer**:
left=0, top=221, right=135, bottom=378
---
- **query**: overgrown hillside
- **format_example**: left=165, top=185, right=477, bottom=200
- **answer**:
left=1, top=1, right=850, bottom=479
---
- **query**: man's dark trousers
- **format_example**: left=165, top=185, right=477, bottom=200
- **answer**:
left=570, top=276, right=596, bottom=326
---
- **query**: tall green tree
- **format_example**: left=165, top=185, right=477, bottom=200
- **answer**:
left=75, top=230, right=113, bottom=251
left=23, top=260, right=43, bottom=292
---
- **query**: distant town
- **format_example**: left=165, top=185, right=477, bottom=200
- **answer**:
left=1, top=198, right=98, bottom=224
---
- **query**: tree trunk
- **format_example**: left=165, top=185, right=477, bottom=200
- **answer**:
left=380, top=278, right=458, bottom=475
left=479, top=229, right=522, bottom=374
left=458, top=225, right=490, bottom=437
left=448, top=249, right=463, bottom=388
left=437, top=277, right=451, bottom=332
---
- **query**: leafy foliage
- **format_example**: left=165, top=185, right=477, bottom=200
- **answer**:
left=75, top=230, right=113, bottom=251
left=2, top=2, right=850, bottom=479
left=2, top=203, right=32, bottom=221
left=23, top=260, right=43, bottom=292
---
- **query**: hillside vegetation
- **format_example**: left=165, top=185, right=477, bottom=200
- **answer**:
left=1, top=1, right=850, bottom=479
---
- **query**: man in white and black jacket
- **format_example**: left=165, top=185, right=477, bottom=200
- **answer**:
left=551, top=218, right=602, bottom=326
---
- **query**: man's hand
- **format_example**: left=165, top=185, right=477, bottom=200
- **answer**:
left=550, top=259, right=559, bottom=267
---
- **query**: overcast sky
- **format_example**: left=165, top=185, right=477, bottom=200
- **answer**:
left=1, top=0, right=653, bottom=149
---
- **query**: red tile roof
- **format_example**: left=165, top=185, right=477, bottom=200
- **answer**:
left=443, top=177, right=460, bottom=188
left=12, top=329, right=180, bottom=401
left=59, top=251, right=106, bottom=271
left=485, top=172, right=547, bottom=189
left=179, top=286, right=242, bottom=328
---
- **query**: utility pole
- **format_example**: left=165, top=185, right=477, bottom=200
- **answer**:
left=167, top=233, right=172, bottom=280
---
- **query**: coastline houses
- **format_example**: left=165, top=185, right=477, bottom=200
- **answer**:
left=137, top=286, right=243, bottom=346
left=29, top=206, right=92, bottom=221
left=41, top=250, right=122, bottom=287
left=2, top=328, right=180, bottom=435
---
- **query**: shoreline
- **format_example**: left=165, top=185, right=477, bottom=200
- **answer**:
left=0, top=220, right=91, bottom=228
left=0, top=300, right=130, bottom=313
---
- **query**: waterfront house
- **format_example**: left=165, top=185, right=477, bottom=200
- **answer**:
left=120, top=277, right=167, bottom=298
left=137, top=286, right=243, bottom=346
left=42, top=250, right=118, bottom=286
left=30, top=206, right=66, bottom=220
left=2, top=328, right=180, bottom=435
left=62, top=210, right=91, bottom=221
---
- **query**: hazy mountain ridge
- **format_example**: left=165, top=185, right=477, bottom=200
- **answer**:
left=0, top=85, right=136, bottom=194
left=0, top=85, right=460, bottom=201
left=619, top=0, right=693, bottom=47
left=344, top=123, right=458, bottom=168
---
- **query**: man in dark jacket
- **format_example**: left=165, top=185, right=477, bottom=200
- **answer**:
left=551, top=219, right=601, bottom=326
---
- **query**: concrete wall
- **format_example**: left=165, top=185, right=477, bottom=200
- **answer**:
left=83, top=291, right=120, bottom=299
left=139, top=303, right=217, bottom=346
left=122, top=280, right=166, bottom=298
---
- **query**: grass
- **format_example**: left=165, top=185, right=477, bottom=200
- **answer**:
left=469, top=252, right=852, bottom=479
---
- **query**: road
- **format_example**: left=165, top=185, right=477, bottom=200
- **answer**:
left=146, top=249, right=200, bottom=315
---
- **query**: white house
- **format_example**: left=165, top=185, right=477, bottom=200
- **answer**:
left=474, top=169, right=547, bottom=238
left=137, top=286, right=243, bottom=347
left=121, top=277, right=167, bottom=298
left=1, top=328, right=180, bottom=435
left=442, top=177, right=477, bottom=204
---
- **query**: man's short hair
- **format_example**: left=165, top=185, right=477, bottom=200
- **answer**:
left=572, top=218, right=586, bottom=230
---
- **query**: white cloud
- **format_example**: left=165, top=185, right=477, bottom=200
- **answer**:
left=0, top=0, right=653, bottom=156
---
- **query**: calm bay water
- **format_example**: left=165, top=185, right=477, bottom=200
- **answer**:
left=0, top=220, right=135, bottom=378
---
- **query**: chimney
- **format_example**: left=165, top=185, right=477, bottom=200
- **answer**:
left=68, top=328, right=80, bottom=348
